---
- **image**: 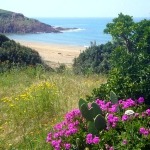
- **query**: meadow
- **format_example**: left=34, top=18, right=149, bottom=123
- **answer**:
left=0, top=66, right=106, bottom=149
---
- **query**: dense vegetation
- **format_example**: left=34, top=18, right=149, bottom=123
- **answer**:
left=0, top=66, right=105, bottom=149
left=52, top=14, right=150, bottom=149
left=0, top=34, right=46, bottom=72
left=90, top=13, right=150, bottom=104
left=74, top=13, right=150, bottom=104
left=73, top=42, right=116, bottom=74
left=1, top=13, right=150, bottom=150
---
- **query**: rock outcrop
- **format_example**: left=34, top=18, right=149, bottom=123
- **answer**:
left=0, top=9, right=76, bottom=33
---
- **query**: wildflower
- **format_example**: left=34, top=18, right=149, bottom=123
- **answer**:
left=141, top=112, right=146, bottom=118
left=134, top=113, right=139, bottom=118
left=105, top=144, right=110, bottom=149
left=146, top=109, right=150, bottom=116
left=54, top=123, right=63, bottom=131
left=64, top=143, right=71, bottom=150
left=46, top=133, right=52, bottom=142
left=121, top=98, right=136, bottom=109
left=109, top=146, right=114, bottom=150
left=92, top=136, right=100, bottom=144
left=86, top=134, right=100, bottom=144
left=51, top=139, right=61, bottom=150
left=125, top=110, right=135, bottom=116
left=137, top=97, right=144, bottom=104
left=95, top=99, right=108, bottom=111
left=108, top=104, right=118, bottom=113
left=107, top=114, right=119, bottom=128
left=86, top=133, right=93, bottom=144
left=122, top=114, right=129, bottom=121
left=139, top=127, right=149, bottom=136
left=122, top=139, right=128, bottom=145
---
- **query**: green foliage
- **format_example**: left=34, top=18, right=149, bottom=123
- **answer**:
left=104, top=13, right=135, bottom=52
left=110, top=91, right=118, bottom=104
left=73, top=42, right=115, bottom=74
left=0, top=34, right=48, bottom=72
left=90, top=14, right=150, bottom=104
left=94, top=114, right=106, bottom=131
left=79, top=99, right=106, bottom=135
left=48, top=96, right=150, bottom=150
left=80, top=103, right=93, bottom=121
left=56, top=64, right=66, bottom=73
left=0, top=34, right=9, bottom=46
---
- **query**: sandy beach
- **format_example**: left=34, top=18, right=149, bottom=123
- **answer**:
left=16, top=40, right=85, bottom=67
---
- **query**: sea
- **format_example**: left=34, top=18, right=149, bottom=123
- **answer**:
left=6, top=17, right=148, bottom=47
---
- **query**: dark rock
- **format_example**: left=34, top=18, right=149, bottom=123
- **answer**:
left=0, top=9, right=77, bottom=34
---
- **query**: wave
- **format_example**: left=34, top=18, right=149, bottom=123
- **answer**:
left=61, top=28, right=85, bottom=33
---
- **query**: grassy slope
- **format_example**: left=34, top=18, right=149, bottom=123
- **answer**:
left=0, top=67, right=106, bottom=149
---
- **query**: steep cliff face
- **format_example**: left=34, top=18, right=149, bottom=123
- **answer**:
left=0, top=9, right=73, bottom=33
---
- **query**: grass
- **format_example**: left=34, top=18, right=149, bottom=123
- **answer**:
left=0, top=66, right=106, bottom=149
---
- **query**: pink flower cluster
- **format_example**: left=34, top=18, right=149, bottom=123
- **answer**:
left=105, top=144, right=115, bottom=150
left=139, top=127, right=150, bottom=136
left=47, top=96, right=150, bottom=149
left=96, top=97, right=145, bottom=114
left=86, top=133, right=100, bottom=144
left=46, top=109, right=81, bottom=150
left=96, top=99, right=117, bottom=113
left=107, top=114, right=119, bottom=128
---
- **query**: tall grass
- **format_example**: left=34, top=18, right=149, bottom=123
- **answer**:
left=0, top=66, right=106, bottom=149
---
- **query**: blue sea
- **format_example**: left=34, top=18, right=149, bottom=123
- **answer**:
left=6, top=17, right=147, bottom=47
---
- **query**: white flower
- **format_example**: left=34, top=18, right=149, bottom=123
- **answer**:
left=125, top=110, right=135, bottom=116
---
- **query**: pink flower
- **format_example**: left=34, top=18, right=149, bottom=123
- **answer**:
left=139, top=127, right=149, bottom=136
left=122, top=139, right=128, bottom=145
left=109, top=146, right=114, bottom=150
left=122, top=114, right=129, bottom=121
left=146, top=109, right=150, bottom=116
left=86, top=133, right=93, bottom=144
left=86, top=134, right=100, bottom=144
left=64, top=143, right=71, bottom=150
left=92, top=136, right=100, bottom=144
left=137, top=97, right=144, bottom=104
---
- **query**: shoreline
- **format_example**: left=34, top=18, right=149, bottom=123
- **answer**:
left=15, top=40, right=85, bottom=67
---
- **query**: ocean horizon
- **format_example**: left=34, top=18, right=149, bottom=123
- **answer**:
left=6, top=17, right=148, bottom=47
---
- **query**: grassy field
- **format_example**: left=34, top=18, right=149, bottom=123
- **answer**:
left=0, top=66, right=106, bottom=149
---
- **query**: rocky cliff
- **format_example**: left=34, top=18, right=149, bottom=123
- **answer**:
left=0, top=9, right=76, bottom=33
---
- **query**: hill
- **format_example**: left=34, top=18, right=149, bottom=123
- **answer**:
left=0, top=9, right=76, bottom=33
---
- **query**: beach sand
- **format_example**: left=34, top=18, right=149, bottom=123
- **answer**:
left=16, top=40, right=85, bottom=67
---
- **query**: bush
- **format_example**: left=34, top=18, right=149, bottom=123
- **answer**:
left=0, top=34, right=9, bottom=46
left=0, top=34, right=50, bottom=72
left=73, top=42, right=115, bottom=74
left=89, top=14, right=150, bottom=104
left=46, top=96, right=150, bottom=150
left=1, top=40, right=42, bottom=65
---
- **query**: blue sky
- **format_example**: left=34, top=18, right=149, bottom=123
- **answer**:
left=1, top=0, right=150, bottom=18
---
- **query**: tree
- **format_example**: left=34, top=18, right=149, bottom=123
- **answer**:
left=104, top=13, right=135, bottom=52
left=90, top=14, right=150, bottom=104
left=73, top=42, right=115, bottom=74
left=104, top=13, right=150, bottom=53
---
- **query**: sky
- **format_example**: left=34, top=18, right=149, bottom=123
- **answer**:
left=1, top=0, right=150, bottom=18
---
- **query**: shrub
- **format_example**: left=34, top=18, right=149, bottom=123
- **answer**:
left=90, top=14, right=150, bottom=104
left=0, top=34, right=9, bottom=46
left=46, top=96, right=150, bottom=150
left=1, top=40, right=42, bottom=65
left=0, top=34, right=50, bottom=72
left=73, top=42, right=115, bottom=74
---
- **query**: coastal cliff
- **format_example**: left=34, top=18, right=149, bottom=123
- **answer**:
left=0, top=9, right=76, bottom=33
